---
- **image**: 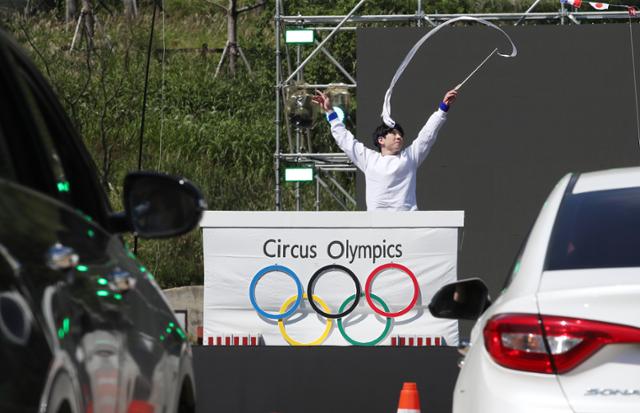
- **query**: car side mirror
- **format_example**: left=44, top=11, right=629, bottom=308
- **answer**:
left=428, top=278, right=491, bottom=321
left=121, top=171, right=207, bottom=239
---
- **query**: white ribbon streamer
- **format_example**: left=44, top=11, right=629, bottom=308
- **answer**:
left=455, top=48, right=498, bottom=91
left=381, top=16, right=518, bottom=128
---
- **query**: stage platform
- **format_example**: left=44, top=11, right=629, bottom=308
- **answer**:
left=193, top=345, right=459, bottom=413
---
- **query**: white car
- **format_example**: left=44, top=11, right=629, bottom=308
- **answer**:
left=429, top=167, right=640, bottom=413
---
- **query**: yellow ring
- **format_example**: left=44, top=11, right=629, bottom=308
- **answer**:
left=278, top=293, right=333, bottom=346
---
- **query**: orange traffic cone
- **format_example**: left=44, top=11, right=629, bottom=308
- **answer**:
left=397, top=382, right=421, bottom=413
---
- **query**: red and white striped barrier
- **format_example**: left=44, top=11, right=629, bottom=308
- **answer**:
left=205, top=333, right=263, bottom=346
left=390, top=335, right=446, bottom=347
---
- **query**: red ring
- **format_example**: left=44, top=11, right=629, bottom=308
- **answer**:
left=364, top=263, right=420, bottom=318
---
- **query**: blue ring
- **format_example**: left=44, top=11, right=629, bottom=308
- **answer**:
left=249, top=265, right=303, bottom=319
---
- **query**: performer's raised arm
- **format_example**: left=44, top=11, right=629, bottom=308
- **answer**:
left=313, top=90, right=373, bottom=171
left=409, top=89, right=458, bottom=166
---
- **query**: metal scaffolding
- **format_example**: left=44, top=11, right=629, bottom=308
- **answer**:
left=274, top=0, right=635, bottom=211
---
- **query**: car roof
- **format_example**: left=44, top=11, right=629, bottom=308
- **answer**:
left=572, top=166, right=640, bottom=194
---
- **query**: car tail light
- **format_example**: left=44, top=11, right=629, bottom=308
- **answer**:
left=484, top=314, right=554, bottom=373
left=484, top=313, right=640, bottom=374
left=127, top=400, right=154, bottom=413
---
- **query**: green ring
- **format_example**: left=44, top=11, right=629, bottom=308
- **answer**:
left=337, top=293, right=392, bottom=346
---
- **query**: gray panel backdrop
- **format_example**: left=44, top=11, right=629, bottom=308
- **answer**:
left=356, top=24, right=640, bottom=312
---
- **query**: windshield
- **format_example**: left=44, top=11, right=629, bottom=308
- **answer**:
left=545, top=186, right=640, bottom=270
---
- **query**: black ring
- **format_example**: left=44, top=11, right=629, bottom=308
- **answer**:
left=307, top=264, right=361, bottom=319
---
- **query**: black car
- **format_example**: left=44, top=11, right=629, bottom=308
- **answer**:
left=0, top=29, right=205, bottom=413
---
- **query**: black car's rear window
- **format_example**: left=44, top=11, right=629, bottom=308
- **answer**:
left=545, top=186, right=640, bottom=270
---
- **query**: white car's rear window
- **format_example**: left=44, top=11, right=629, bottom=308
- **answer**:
left=545, top=187, right=640, bottom=270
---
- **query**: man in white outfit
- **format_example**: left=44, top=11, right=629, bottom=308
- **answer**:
left=312, top=89, right=458, bottom=211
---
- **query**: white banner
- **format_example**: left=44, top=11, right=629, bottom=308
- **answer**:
left=201, top=211, right=463, bottom=346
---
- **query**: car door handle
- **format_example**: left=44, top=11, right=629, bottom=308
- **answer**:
left=109, top=268, right=136, bottom=292
left=46, top=243, right=79, bottom=270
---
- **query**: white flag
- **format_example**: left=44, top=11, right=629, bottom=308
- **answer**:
left=589, top=2, right=610, bottom=10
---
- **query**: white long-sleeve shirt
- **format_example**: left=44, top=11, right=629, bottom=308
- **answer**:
left=329, top=109, right=448, bottom=211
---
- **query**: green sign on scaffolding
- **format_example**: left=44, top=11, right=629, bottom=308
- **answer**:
left=284, top=167, right=314, bottom=182
left=285, top=29, right=314, bottom=44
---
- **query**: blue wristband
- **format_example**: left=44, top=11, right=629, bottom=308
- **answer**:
left=327, top=111, right=339, bottom=122
left=439, top=101, right=450, bottom=112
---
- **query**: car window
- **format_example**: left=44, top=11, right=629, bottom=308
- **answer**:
left=0, top=40, right=55, bottom=192
left=0, top=125, right=16, bottom=180
left=501, top=213, right=539, bottom=291
left=502, top=238, right=526, bottom=291
left=5, top=42, right=112, bottom=227
left=17, top=71, right=71, bottom=194
left=545, top=187, right=640, bottom=270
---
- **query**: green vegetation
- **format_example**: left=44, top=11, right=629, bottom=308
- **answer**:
left=2, top=0, right=558, bottom=286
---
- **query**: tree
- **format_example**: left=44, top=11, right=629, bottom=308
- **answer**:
left=211, top=0, right=265, bottom=77
left=66, top=0, right=77, bottom=24
left=123, top=0, right=137, bottom=19
left=69, top=0, right=95, bottom=51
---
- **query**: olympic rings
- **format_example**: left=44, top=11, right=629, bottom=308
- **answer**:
left=249, top=264, right=303, bottom=320
left=278, top=293, right=333, bottom=346
left=337, top=293, right=392, bottom=346
left=307, top=264, right=361, bottom=319
left=249, top=262, right=422, bottom=346
left=365, top=263, right=419, bottom=318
